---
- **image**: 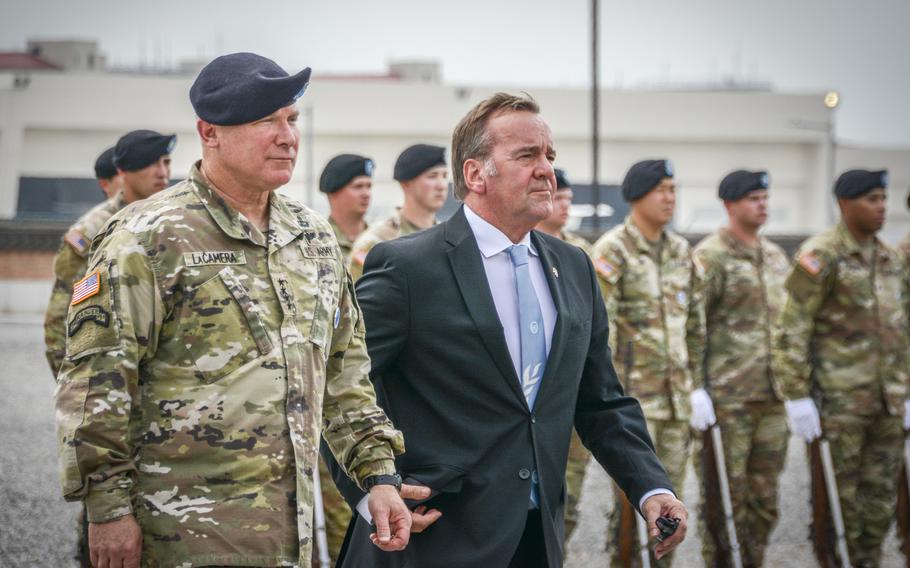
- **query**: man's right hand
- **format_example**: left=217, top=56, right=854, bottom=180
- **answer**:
left=785, top=397, right=822, bottom=442
left=88, top=514, right=142, bottom=568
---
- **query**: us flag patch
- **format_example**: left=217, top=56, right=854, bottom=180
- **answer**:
left=64, top=230, right=89, bottom=254
left=71, top=271, right=101, bottom=305
left=798, top=253, right=823, bottom=276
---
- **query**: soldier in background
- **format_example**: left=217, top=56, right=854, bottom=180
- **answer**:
left=692, top=170, right=790, bottom=567
left=774, top=169, right=910, bottom=568
left=349, top=144, right=447, bottom=280
left=321, top=154, right=373, bottom=260
left=533, top=167, right=590, bottom=544
left=899, top=190, right=910, bottom=264
left=591, top=159, right=705, bottom=567
left=44, top=132, right=175, bottom=377
left=54, top=52, right=412, bottom=568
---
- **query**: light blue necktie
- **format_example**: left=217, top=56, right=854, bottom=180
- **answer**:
left=507, top=244, right=547, bottom=508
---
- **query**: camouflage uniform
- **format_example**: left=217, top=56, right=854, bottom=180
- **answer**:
left=774, top=222, right=910, bottom=568
left=557, top=229, right=591, bottom=543
left=693, top=229, right=790, bottom=567
left=328, top=216, right=362, bottom=263
left=45, top=192, right=128, bottom=377
left=591, top=216, right=706, bottom=567
left=55, top=164, right=404, bottom=567
left=899, top=232, right=910, bottom=266
left=348, top=209, right=428, bottom=281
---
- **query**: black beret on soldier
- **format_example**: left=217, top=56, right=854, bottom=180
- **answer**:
left=394, top=144, right=446, bottom=182
left=834, top=169, right=888, bottom=199
left=718, top=169, right=770, bottom=201
left=554, top=168, right=571, bottom=190
left=190, top=52, right=311, bottom=126
left=621, top=159, right=674, bottom=202
left=94, top=147, right=118, bottom=179
left=319, top=154, right=374, bottom=193
left=113, top=130, right=176, bottom=172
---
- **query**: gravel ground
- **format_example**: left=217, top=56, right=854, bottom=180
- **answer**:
left=0, top=316, right=903, bottom=567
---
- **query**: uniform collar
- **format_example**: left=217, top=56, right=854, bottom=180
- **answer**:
left=623, top=215, right=668, bottom=255
left=189, top=161, right=303, bottom=248
left=719, top=227, right=761, bottom=260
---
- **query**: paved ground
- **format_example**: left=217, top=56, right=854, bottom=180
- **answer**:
left=0, top=316, right=903, bottom=567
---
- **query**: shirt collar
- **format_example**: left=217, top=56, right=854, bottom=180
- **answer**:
left=463, top=204, right=537, bottom=259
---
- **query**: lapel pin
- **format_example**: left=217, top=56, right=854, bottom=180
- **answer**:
left=551, top=266, right=559, bottom=279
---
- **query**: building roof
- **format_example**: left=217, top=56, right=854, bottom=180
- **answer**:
left=0, top=53, right=61, bottom=71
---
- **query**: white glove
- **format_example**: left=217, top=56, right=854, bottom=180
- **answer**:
left=904, top=399, right=910, bottom=431
left=785, top=397, right=822, bottom=442
left=689, top=388, right=717, bottom=431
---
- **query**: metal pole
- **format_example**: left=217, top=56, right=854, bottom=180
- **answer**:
left=710, top=426, right=744, bottom=568
left=312, top=464, right=331, bottom=568
left=636, top=512, right=651, bottom=568
left=819, top=439, right=852, bottom=568
left=590, top=0, right=601, bottom=233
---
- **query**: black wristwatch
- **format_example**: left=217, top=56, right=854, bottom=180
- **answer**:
left=362, top=473, right=402, bottom=492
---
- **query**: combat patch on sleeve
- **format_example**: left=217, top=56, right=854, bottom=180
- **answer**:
left=593, top=256, right=622, bottom=284
left=63, top=229, right=89, bottom=256
left=66, top=267, right=120, bottom=359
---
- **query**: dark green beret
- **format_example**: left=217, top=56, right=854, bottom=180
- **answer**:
left=834, top=169, right=888, bottom=199
left=94, top=147, right=118, bottom=179
left=319, top=154, right=374, bottom=193
left=393, top=144, right=446, bottom=182
left=190, top=52, right=311, bottom=126
left=719, top=170, right=770, bottom=201
left=113, top=130, right=176, bottom=172
left=621, top=159, right=673, bottom=202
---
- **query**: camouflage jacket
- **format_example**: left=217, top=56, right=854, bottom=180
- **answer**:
left=561, top=230, right=592, bottom=255
left=55, top=164, right=403, bottom=567
left=694, top=229, right=789, bottom=404
left=899, top=231, right=910, bottom=267
left=44, top=192, right=127, bottom=377
left=328, top=216, right=365, bottom=263
left=349, top=208, right=430, bottom=281
left=591, top=216, right=706, bottom=420
left=773, top=222, right=910, bottom=416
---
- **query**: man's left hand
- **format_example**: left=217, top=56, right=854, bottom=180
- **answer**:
left=642, top=493, right=688, bottom=559
left=368, top=485, right=412, bottom=551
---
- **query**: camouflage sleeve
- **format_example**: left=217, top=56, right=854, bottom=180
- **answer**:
left=694, top=246, right=725, bottom=315
left=592, top=245, right=624, bottom=357
left=44, top=242, right=89, bottom=377
left=686, top=253, right=708, bottom=389
left=772, top=249, right=831, bottom=400
left=55, top=228, right=162, bottom=523
left=321, top=268, right=403, bottom=490
left=348, top=237, right=379, bottom=283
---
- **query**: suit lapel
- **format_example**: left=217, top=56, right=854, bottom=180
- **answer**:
left=532, top=232, right=569, bottom=408
left=445, top=208, right=528, bottom=409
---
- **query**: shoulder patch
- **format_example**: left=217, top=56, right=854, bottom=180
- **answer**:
left=64, top=230, right=89, bottom=255
left=797, top=252, right=824, bottom=277
left=594, top=256, right=621, bottom=283
left=71, top=271, right=101, bottom=305
left=66, top=265, right=119, bottom=359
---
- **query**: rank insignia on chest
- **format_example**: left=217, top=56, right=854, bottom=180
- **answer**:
left=183, top=250, right=247, bottom=267
left=71, top=271, right=101, bottom=305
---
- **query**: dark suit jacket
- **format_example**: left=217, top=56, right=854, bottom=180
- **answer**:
left=325, top=206, right=671, bottom=567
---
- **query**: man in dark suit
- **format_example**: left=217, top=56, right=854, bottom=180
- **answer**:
left=326, top=92, right=688, bottom=567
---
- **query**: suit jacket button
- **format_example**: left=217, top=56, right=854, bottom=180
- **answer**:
left=518, top=468, right=531, bottom=480
left=530, top=416, right=536, bottom=424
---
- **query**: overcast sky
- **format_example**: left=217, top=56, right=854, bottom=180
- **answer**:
left=3, top=0, right=909, bottom=146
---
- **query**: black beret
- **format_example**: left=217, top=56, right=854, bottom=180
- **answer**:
left=554, top=168, right=571, bottom=190
left=190, top=52, right=312, bottom=126
left=113, top=130, right=176, bottom=172
left=94, top=146, right=118, bottom=179
left=719, top=170, right=770, bottom=201
left=834, top=169, right=888, bottom=199
left=621, top=159, right=674, bottom=202
left=319, top=154, right=374, bottom=193
left=393, top=144, right=446, bottom=182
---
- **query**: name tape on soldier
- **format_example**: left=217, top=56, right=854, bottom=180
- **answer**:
left=303, top=245, right=335, bottom=259
left=71, top=270, right=101, bottom=305
left=183, top=251, right=246, bottom=267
